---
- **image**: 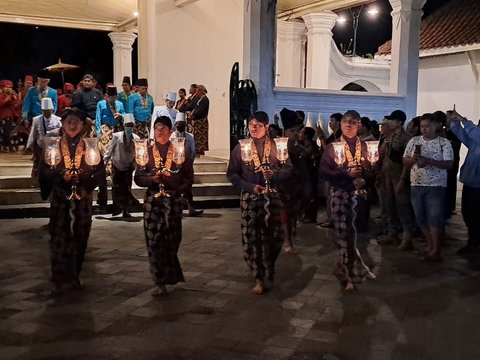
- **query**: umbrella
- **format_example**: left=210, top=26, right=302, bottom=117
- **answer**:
left=45, top=58, right=79, bottom=88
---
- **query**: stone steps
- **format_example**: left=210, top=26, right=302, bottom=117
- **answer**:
left=0, top=156, right=239, bottom=218
left=0, top=195, right=240, bottom=219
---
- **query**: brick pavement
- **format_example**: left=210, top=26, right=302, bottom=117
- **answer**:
left=0, top=208, right=479, bottom=360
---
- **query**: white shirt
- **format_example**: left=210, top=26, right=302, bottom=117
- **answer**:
left=150, top=105, right=178, bottom=139
left=103, top=131, right=140, bottom=171
left=404, top=135, right=454, bottom=187
left=27, top=114, right=62, bottom=149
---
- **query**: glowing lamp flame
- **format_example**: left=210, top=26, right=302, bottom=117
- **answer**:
left=333, top=142, right=346, bottom=166
left=83, top=138, right=101, bottom=166
left=44, top=137, right=61, bottom=168
left=366, top=140, right=379, bottom=164
left=171, top=137, right=186, bottom=165
left=275, top=137, right=289, bottom=163
left=239, top=139, right=253, bottom=163
left=134, top=139, right=149, bottom=167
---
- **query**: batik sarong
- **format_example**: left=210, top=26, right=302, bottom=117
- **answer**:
left=143, top=192, right=185, bottom=285
left=193, top=117, right=208, bottom=155
left=240, top=191, right=284, bottom=281
left=330, top=186, right=369, bottom=285
left=99, top=124, right=118, bottom=176
left=49, top=189, right=93, bottom=284
left=134, top=121, right=150, bottom=139
left=0, top=117, right=16, bottom=148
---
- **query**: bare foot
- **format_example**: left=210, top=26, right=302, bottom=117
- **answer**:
left=151, top=285, right=167, bottom=296
left=343, top=282, right=355, bottom=292
left=251, top=280, right=265, bottom=295
left=284, top=245, right=298, bottom=255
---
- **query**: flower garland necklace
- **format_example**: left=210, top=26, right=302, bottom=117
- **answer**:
left=139, top=93, right=150, bottom=109
left=251, top=137, right=271, bottom=170
left=107, top=99, right=117, bottom=118
left=60, top=137, right=84, bottom=171
left=153, top=142, right=174, bottom=171
left=37, top=86, right=48, bottom=103
left=341, top=135, right=363, bottom=167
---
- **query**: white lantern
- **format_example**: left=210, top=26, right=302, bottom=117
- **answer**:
left=83, top=137, right=101, bottom=166
left=239, top=139, right=253, bottom=164
left=134, top=139, right=149, bottom=167
left=44, top=137, right=61, bottom=168
left=332, top=142, right=346, bottom=166
left=275, top=137, right=289, bottom=163
left=366, top=140, right=380, bottom=164
left=171, top=137, right=186, bottom=165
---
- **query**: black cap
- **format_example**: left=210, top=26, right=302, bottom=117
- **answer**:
left=360, top=116, right=371, bottom=130
left=153, top=115, right=172, bottom=129
left=280, top=107, right=301, bottom=130
left=106, top=86, right=117, bottom=96
left=136, top=78, right=148, bottom=87
left=36, top=69, right=50, bottom=80
left=384, top=110, right=406, bottom=124
left=122, top=76, right=131, bottom=85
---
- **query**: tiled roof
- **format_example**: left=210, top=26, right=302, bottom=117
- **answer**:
left=377, top=0, right=480, bottom=55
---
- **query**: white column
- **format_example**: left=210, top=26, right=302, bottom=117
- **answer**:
left=137, top=0, right=158, bottom=99
left=243, top=0, right=276, bottom=117
left=108, top=32, right=137, bottom=89
left=389, top=0, right=426, bottom=118
left=302, top=11, right=338, bottom=89
left=276, top=20, right=306, bottom=87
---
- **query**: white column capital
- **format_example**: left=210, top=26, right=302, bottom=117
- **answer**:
left=108, top=31, right=137, bottom=49
left=277, top=20, right=306, bottom=42
left=302, top=11, right=338, bottom=37
left=389, top=0, right=427, bottom=14
left=108, top=32, right=137, bottom=89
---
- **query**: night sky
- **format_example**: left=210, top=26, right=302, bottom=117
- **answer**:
left=0, top=0, right=450, bottom=91
left=0, top=24, right=138, bottom=91
left=332, top=0, right=452, bottom=56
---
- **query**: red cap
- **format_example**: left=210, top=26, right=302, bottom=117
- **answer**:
left=0, top=80, right=13, bottom=87
left=24, top=75, right=33, bottom=82
left=64, top=82, right=74, bottom=91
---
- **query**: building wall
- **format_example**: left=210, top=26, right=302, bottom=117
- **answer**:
left=139, top=0, right=244, bottom=158
left=417, top=52, right=478, bottom=120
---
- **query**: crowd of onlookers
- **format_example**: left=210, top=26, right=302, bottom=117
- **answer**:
left=270, top=107, right=480, bottom=261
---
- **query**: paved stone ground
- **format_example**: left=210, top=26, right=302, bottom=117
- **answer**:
left=1, top=205, right=479, bottom=360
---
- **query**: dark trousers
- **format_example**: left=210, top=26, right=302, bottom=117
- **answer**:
left=97, top=177, right=108, bottom=207
left=445, top=166, right=459, bottom=218
left=462, top=185, right=480, bottom=248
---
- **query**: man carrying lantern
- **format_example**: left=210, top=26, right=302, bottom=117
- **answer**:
left=319, top=110, right=376, bottom=292
left=39, top=108, right=105, bottom=295
left=227, top=111, right=294, bottom=295
left=134, top=115, right=193, bottom=296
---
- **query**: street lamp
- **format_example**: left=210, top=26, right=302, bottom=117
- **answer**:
left=336, top=5, right=379, bottom=57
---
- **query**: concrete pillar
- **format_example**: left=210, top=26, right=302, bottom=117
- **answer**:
left=243, top=0, right=276, bottom=117
left=302, top=11, right=338, bottom=89
left=276, top=20, right=306, bottom=87
left=137, top=0, right=158, bottom=99
left=108, top=32, right=137, bottom=90
left=389, top=0, right=426, bottom=118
